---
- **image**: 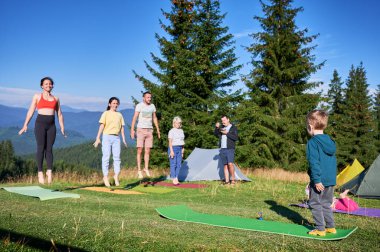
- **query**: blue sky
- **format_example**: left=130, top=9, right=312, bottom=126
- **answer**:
left=0, top=0, right=379, bottom=111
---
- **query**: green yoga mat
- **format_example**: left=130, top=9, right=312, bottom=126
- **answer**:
left=131, top=185, right=177, bottom=194
left=156, top=205, right=357, bottom=240
left=1, top=186, right=80, bottom=201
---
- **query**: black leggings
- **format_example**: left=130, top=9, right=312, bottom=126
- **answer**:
left=34, top=114, right=56, bottom=172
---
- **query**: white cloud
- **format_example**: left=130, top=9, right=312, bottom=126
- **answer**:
left=0, top=86, right=134, bottom=111
left=233, top=29, right=257, bottom=39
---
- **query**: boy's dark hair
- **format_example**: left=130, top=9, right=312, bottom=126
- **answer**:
left=107, top=97, right=120, bottom=110
left=221, top=115, right=229, bottom=119
left=307, top=110, right=329, bottom=130
left=40, top=77, right=54, bottom=87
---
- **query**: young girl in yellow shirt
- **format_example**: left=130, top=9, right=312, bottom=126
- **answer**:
left=94, top=97, right=127, bottom=187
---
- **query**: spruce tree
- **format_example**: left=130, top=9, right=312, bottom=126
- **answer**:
left=326, top=69, right=345, bottom=142
left=327, top=69, right=344, bottom=114
left=337, top=63, right=377, bottom=168
left=133, top=0, right=241, bottom=166
left=236, top=0, right=323, bottom=171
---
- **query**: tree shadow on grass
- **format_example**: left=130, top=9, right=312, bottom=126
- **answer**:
left=265, top=200, right=312, bottom=226
left=0, top=228, right=88, bottom=251
left=124, top=175, right=167, bottom=190
left=55, top=183, right=104, bottom=191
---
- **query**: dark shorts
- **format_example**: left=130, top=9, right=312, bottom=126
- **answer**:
left=220, top=148, right=235, bottom=165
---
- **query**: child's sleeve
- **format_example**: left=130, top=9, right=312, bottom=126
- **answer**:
left=121, top=113, right=125, bottom=126
left=168, top=129, right=173, bottom=139
left=99, top=111, right=106, bottom=124
left=307, top=140, right=322, bottom=184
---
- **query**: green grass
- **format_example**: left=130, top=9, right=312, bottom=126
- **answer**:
left=0, top=176, right=379, bottom=251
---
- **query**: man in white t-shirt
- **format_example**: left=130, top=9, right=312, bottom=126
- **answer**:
left=130, top=91, right=161, bottom=178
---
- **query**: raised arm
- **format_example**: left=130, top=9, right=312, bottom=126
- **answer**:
left=18, top=94, right=38, bottom=135
left=214, top=122, right=221, bottom=137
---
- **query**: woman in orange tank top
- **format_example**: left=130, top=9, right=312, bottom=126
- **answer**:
left=19, top=77, right=65, bottom=184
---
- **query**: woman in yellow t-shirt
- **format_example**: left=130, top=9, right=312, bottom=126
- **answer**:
left=94, top=97, right=127, bottom=187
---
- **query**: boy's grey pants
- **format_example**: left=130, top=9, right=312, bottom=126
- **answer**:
left=309, top=185, right=335, bottom=231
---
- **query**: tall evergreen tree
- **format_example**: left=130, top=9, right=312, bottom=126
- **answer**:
left=236, top=0, right=323, bottom=171
left=327, top=69, right=344, bottom=114
left=336, top=63, right=377, bottom=168
left=133, top=0, right=241, bottom=166
left=326, top=69, right=345, bottom=141
left=194, top=0, right=243, bottom=114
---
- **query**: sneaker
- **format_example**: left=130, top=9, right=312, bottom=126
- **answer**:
left=326, top=228, right=337, bottom=234
left=114, top=175, right=120, bottom=186
left=103, top=176, right=111, bottom=187
left=308, top=229, right=326, bottom=236
left=137, top=170, right=143, bottom=179
left=143, top=169, right=151, bottom=177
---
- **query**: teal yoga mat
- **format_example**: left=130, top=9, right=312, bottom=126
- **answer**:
left=156, top=205, right=357, bottom=240
left=1, top=186, right=80, bottom=201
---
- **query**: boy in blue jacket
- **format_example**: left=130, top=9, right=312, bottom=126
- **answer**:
left=306, top=110, right=337, bottom=236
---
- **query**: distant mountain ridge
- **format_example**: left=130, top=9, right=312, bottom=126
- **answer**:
left=0, top=127, right=88, bottom=155
left=0, top=104, right=135, bottom=155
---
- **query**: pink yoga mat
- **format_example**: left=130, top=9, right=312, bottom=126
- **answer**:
left=290, top=203, right=380, bottom=218
left=144, top=181, right=208, bottom=189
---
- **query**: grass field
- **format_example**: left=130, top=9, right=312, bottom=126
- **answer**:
left=0, top=169, right=379, bottom=251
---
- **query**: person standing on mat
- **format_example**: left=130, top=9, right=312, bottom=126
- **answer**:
left=306, top=109, right=337, bottom=236
left=94, top=97, right=127, bottom=187
left=168, top=116, right=185, bottom=185
left=130, top=91, right=160, bottom=178
left=18, top=77, right=65, bottom=185
left=214, top=115, right=238, bottom=185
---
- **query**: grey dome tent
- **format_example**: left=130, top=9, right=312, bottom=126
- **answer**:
left=177, top=148, right=251, bottom=182
left=340, top=154, right=380, bottom=198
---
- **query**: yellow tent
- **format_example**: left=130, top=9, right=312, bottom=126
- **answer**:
left=336, top=159, right=365, bottom=187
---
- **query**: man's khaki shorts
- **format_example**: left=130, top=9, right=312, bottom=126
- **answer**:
left=136, top=128, right=153, bottom=148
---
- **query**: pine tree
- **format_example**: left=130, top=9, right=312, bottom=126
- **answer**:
left=337, top=63, right=377, bottom=168
left=236, top=0, right=323, bottom=171
left=133, top=0, right=241, bottom=166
